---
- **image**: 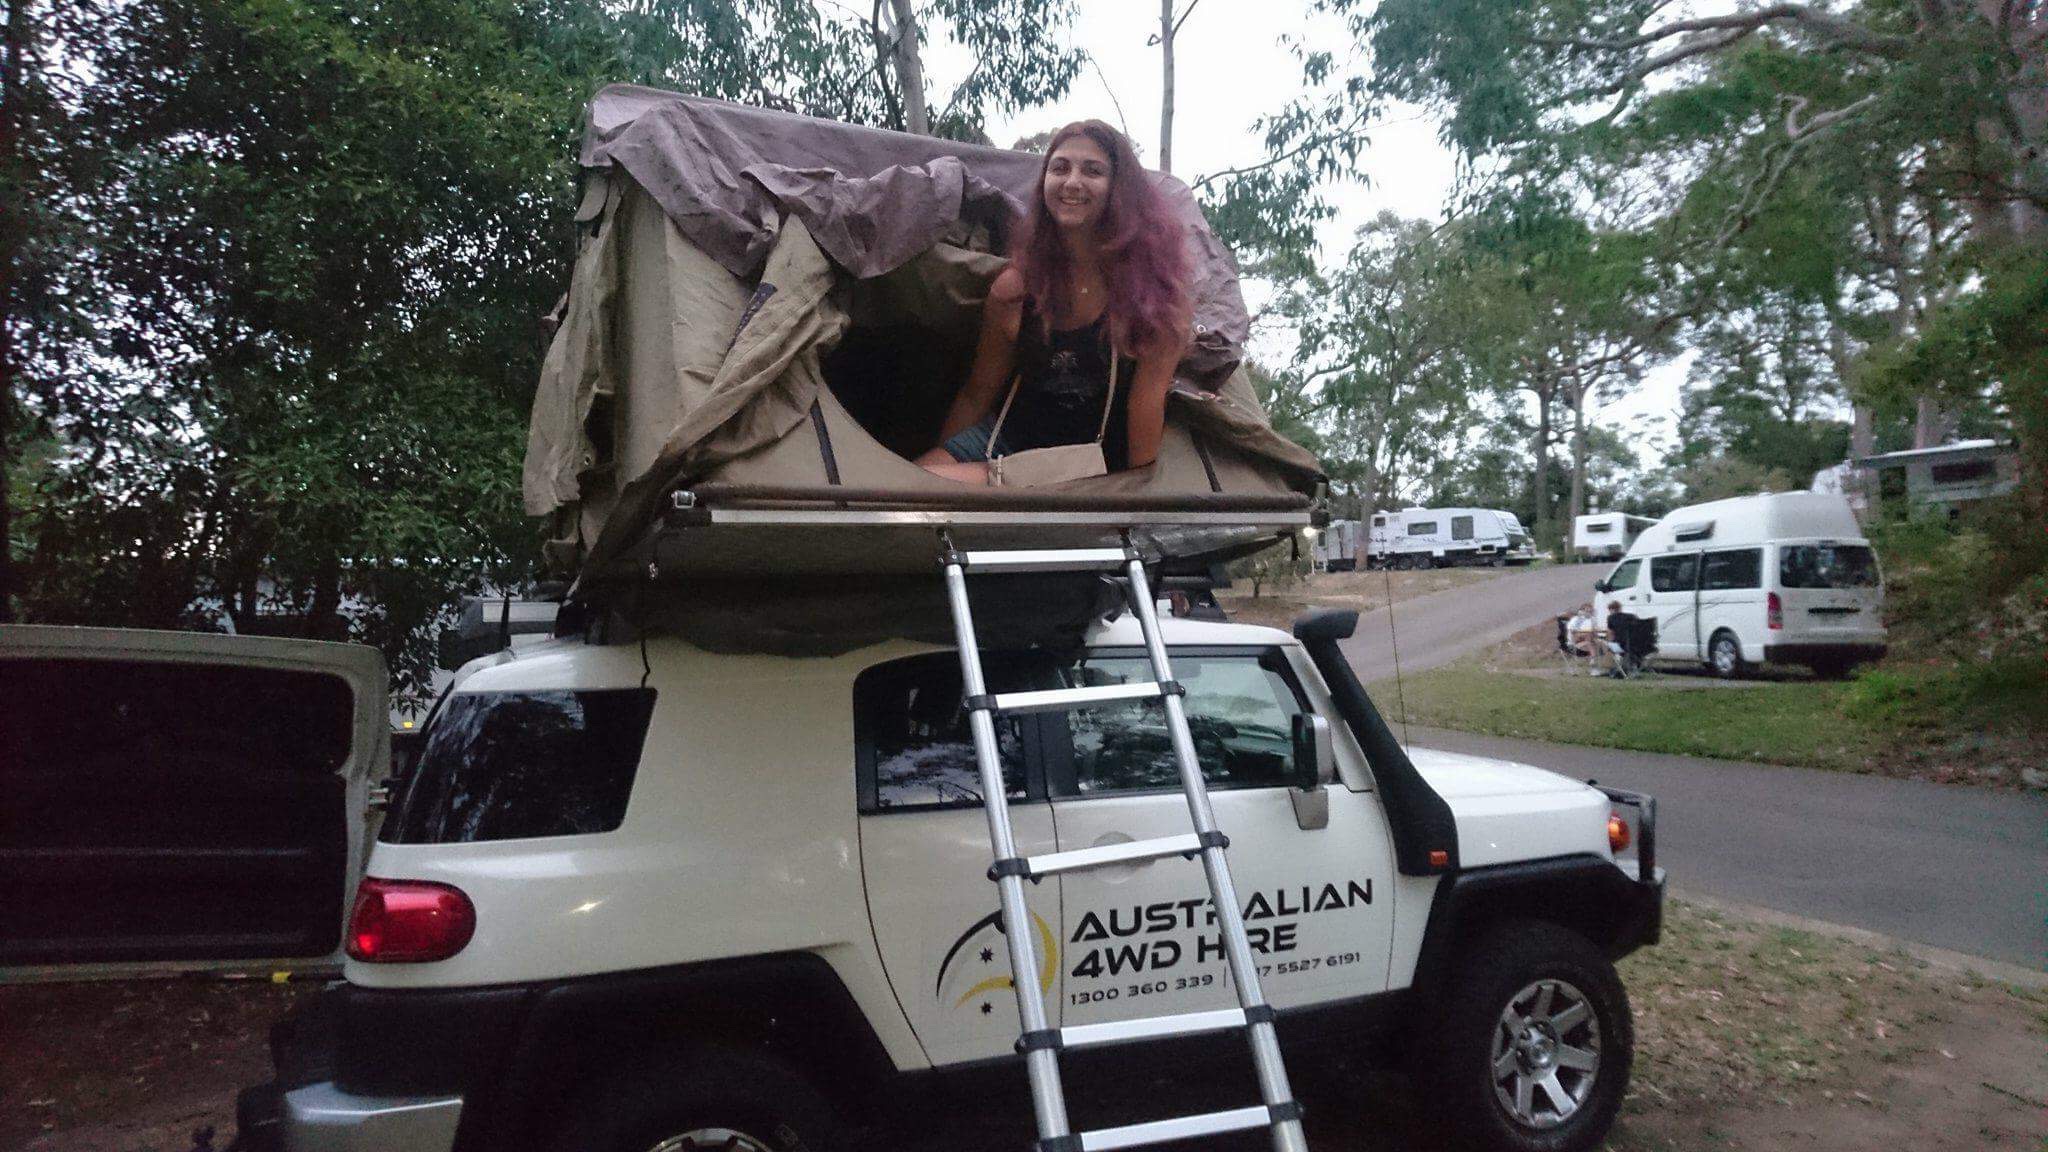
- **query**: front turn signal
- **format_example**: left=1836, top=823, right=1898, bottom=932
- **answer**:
left=1607, top=812, right=1632, bottom=854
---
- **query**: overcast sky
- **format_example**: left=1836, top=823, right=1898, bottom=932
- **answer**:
left=953, top=1, right=1686, bottom=477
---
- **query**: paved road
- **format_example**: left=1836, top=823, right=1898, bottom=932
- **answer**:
left=1337, top=563, right=1601, bottom=683
left=1402, top=726, right=2048, bottom=971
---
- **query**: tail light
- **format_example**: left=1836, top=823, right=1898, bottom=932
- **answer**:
left=347, top=878, right=475, bottom=962
left=1767, top=592, right=1783, bottom=630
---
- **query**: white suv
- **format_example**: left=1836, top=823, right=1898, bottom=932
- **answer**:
left=0, top=613, right=1661, bottom=1152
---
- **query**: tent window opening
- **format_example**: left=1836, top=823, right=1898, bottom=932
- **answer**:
left=821, top=311, right=981, bottom=463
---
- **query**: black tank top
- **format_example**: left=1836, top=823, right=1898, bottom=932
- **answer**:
left=999, top=301, right=1140, bottom=471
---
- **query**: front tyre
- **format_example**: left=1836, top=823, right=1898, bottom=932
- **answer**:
left=1708, top=631, right=1746, bottom=680
left=1414, top=921, right=1632, bottom=1152
left=550, top=1047, right=838, bottom=1152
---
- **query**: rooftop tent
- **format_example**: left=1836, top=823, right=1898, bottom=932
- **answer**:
left=523, top=85, right=1324, bottom=599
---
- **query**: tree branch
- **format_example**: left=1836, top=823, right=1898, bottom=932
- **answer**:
left=1532, top=5, right=1912, bottom=61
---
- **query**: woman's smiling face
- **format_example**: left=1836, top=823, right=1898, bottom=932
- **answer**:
left=1043, top=134, right=1113, bottom=233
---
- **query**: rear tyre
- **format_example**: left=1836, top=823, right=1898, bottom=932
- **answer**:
left=1412, top=921, right=1632, bottom=1152
left=550, top=1047, right=837, bottom=1152
left=1708, top=631, right=1746, bottom=680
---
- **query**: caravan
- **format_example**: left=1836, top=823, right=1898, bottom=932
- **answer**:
left=1594, top=492, right=1886, bottom=678
left=1366, top=507, right=1534, bottom=568
left=1571, top=513, right=1655, bottom=562
left=1312, top=519, right=1363, bottom=571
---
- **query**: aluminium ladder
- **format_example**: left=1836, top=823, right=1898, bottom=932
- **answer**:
left=940, top=535, right=1309, bottom=1152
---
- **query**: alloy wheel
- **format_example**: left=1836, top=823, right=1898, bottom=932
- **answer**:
left=1489, top=978, right=1602, bottom=1130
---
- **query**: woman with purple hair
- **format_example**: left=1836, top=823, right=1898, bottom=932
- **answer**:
left=917, top=119, right=1190, bottom=483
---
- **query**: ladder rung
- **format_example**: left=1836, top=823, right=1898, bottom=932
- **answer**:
left=989, top=681, right=1168, bottom=714
left=1023, top=834, right=1203, bottom=877
left=1055, top=1007, right=1246, bottom=1051
left=1074, top=1105, right=1277, bottom=1151
left=949, top=547, right=1133, bottom=574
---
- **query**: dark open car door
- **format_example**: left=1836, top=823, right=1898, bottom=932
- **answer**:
left=0, top=626, right=386, bottom=981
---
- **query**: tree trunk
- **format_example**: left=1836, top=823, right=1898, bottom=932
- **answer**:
left=0, top=0, right=30, bottom=623
left=1159, top=0, right=1176, bottom=173
left=888, top=0, right=928, bottom=135
left=1530, top=382, right=1553, bottom=543
left=1567, top=375, right=1589, bottom=523
left=306, top=551, right=344, bottom=640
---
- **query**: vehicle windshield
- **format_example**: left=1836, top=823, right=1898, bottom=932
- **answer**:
left=1778, top=544, right=1880, bottom=589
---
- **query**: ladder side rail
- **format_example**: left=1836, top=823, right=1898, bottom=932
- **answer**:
left=939, top=559, right=1073, bottom=1141
left=1122, top=558, right=1309, bottom=1152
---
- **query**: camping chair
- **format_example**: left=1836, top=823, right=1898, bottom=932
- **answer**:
left=1610, top=614, right=1658, bottom=679
left=1555, top=615, right=1594, bottom=675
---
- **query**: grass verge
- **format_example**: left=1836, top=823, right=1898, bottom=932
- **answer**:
left=1368, top=662, right=1880, bottom=771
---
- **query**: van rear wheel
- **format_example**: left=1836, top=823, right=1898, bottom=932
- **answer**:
left=1708, top=632, right=1746, bottom=680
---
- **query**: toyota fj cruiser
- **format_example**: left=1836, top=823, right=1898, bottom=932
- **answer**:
left=0, top=610, right=1661, bottom=1152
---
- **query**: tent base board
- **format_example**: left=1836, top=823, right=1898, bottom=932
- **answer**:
left=581, top=508, right=1312, bottom=584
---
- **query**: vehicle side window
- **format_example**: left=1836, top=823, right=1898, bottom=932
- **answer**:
left=1060, top=651, right=1305, bottom=795
left=855, top=653, right=1035, bottom=812
left=1452, top=515, right=1474, bottom=540
left=1606, top=558, right=1641, bottom=590
left=386, top=689, right=655, bottom=843
left=1407, top=521, right=1437, bottom=536
left=1650, top=553, right=1699, bottom=593
left=1700, top=548, right=1763, bottom=591
left=1372, top=516, right=1385, bottom=526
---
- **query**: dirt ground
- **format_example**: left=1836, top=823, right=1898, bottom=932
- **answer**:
left=1217, top=567, right=1500, bottom=630
left=7, top=902, right=2040, bottom=1152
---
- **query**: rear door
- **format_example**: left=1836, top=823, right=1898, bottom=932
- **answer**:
left=1774, top=541, right=1886, bottom=648
left=1045, top=645, right=1395, bottom=1026
left=0, top=626, right=386, bottom=980
left=854, top=651, right=1066, bottom=1067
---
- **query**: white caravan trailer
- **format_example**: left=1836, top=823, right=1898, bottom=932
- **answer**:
left=1313, top=519, right=1364, bottom=571
left=1366, top=507, right=1534, bottom=568
left=1572, top=513, right=1657, bottom=561
left=1594, top=491, right=1886, bottom=678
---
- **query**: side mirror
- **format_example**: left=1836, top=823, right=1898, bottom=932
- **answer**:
left=1289, top=713, right=1334, bottom=831
left=1291, top=713, right=1335, bottom=791
left=1593, top=579, right=1611, bottom=593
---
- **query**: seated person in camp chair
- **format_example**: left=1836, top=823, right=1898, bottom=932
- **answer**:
left=916, top=120, right=1191, bottom=486
left=1603, top=600, right=1654, bottom=678
left=1559, top=604, right=1598, bottom=673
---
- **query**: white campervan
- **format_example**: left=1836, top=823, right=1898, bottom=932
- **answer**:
left=1572, top=513, right=1656, bottom=562
left=1366, top=507, right=1534, bottom=568
left=1594, top=492, right=1886, bottom=678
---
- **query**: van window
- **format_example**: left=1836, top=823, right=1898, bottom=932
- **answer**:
left=1059, top=651, right=1305, bottom=795
left=1451, top=515, right=1474, bottom=540
left=1779, top=544, right=1880, bottom=589
left=1650, top=554, right=1699, bottom=593
left=386, top=689, right=655, bottom=843
left=1407, top=521, right=1437, bottom=536
left=1700, top=548, right=1763, bottom=591
left=1606, top=559, right=1641, bottom=590
left=855, top=653, right=1037, bottom=812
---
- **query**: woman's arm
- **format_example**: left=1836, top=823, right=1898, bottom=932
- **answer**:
left=933, top=267, right=1025, bottom=445
left=1121, top=312, right=1191, bottom=470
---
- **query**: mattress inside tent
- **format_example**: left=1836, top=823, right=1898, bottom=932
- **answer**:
left=523, top=85, right=1325, bottom=601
